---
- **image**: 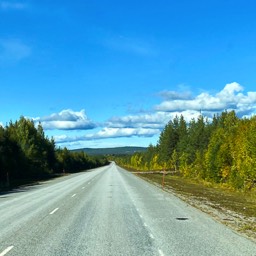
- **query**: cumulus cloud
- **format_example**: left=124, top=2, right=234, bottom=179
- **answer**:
left=106, top=110, right=203, bottom=130
left=86, top=127, right=159, bottom=139
left=104, top=82, right=256, bottom=134
left=36, top=82, right=256, bottom=147
left=54, top=110, right=201, bottom=144
left=54, top=127, right=159, bottom=144
left=106, top=113, right=168, bottom=129
left=33, top=109, right=96, bottom=130
left=155, top=82, right=256, bottom=117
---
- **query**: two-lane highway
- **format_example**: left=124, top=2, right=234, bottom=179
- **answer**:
left=0, top=163, right=256, bottom=255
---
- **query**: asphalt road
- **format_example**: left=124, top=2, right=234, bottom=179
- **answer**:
left=0, top=163, right=256, bottom=256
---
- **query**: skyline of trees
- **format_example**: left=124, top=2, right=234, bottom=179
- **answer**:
left=2, top=111, right=256, bottom=191
left=115, top=110, right=256, bottom=190
left=0, top=117, right=108, bottom=188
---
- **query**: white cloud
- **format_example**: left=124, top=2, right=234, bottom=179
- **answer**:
left=156, top=92, right=224, bottom=112
left=105, top=82, right=256, bottom=134
left=107, top=112, right=168, bottom=129
left=53, top=110, right=201, bottom=145
left=106, top=110, right=203, bottom=130
left=33, top=109, right=96, bottom=130
left=0, top=39, right=31, bottom=63
left=155, top=82, right=256, bottom=116
left=54, top=127, right=160, bottom=144
left=86, top=127, right=159, bottom=139
left=45, top=82, right=256, bottom=147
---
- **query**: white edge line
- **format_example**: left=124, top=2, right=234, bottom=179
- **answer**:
left=0, top=246, right=14, bottom=256
left=72, top=194, right=76, bottom=197
left=50, top=208, right=59, bottom=215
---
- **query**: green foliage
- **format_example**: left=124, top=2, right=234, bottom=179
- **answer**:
left=191, top=150, right=206, bottom=178
left=205, top=128, right=226, bottom=182
left=115, top=110, right=256, bottom=191
left=55, top=148, right=108, bottom=173
left=0, top=126, right=27, bottom=186
left=0, top=117, right=108, bottom=188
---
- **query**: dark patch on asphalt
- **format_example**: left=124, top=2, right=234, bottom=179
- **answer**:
left=176, top=217, right=189, bottom=221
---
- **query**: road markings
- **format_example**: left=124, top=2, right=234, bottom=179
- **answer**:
left=158, top=249, right=165, bottom=256
left=50, top=208, right=59, bottom=215
left=149, top=233, right=154, bottom=239
left=139, top=214, right=143, bottom=218
left=143, top=222, right=148, bottom=227
left=72, top=194, right=76, bottom=198
left=82, top=187, right=85, bottom=189
left=0, top=246, right=14, bottom=256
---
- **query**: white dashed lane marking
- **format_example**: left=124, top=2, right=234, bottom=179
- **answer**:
left=49, top=208, right=59, bottom=215
left=0, top=246, right=14, bottom=256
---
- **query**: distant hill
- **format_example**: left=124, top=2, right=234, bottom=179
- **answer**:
left=72, top=146, right=147, bottom=156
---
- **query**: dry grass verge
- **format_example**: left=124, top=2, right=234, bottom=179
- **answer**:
left=137, top=173, right=256, bottom=242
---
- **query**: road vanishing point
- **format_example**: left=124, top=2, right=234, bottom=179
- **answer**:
left=0, top=163, right=256, bottom=256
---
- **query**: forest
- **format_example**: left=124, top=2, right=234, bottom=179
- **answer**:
left=114, top=111, right=256, bottom=190
left=0, top=117, right=109, bottom=189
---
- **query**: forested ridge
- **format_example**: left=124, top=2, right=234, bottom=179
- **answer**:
left=0, top=117, right=108, bottom=189
left=115, top=111, right=256, bottom=190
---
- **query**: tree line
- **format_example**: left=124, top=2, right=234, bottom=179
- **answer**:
left=0, top=117, right=109, bottom=188
left=114, top=111, right=256, bottom=190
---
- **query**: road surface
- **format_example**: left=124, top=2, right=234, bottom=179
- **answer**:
left=0, top=163, right=255, bottom=255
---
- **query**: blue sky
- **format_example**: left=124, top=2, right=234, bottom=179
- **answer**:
left=1, top=0, right=256, bottom=149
